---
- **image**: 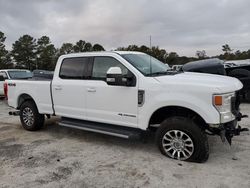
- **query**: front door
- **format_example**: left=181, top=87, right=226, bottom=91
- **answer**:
left=85, top=56, right=138, bottom=128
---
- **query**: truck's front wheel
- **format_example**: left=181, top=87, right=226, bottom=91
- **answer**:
left=20, top=100, right=45, bottom=131
left=156, top=116, right=209, bottom=163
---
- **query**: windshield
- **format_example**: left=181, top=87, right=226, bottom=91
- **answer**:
left=8, top=70, right=32, bottom=79
left=121, top=54, right=170, bottom=76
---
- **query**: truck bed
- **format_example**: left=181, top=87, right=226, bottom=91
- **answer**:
left=7, top=79, right=54, bottom=114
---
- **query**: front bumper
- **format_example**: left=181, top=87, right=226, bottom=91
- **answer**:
left=209, top=113, right=249, bottom=144
left=221, top=91, right=248, bottom=144
left=221, top=118, right=248, bottom=144
left=220, top=114, right=249, bottom=145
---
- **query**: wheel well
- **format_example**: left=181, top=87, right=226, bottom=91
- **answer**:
left=149, top=106, right=207, bottom=129
left=17, top=94, right=35, bottom=109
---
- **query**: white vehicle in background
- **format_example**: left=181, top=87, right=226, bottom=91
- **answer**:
left=5, top=51, right=248, bottom=162
left=0, top=69, right=32, bottom=96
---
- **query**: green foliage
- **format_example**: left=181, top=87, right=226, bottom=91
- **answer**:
left=220, top=44, right=233, bottom=60
left=116, top=45, right=192, bottom=65
left=59, top=43, right=74, bottom=55
left=0, top=31, right=12, bottom=69
left=37, top=36, right=57, bottom=70
left=12, top=34, right=37, bottom=70
left=84, top=42, right=92, bottom=52
left=196, top=50, right=207, bottom=59
left=60, top=40, right=105, bottom=55
left=92, top=43, right=105, bottom=51
left=217, top=44, right=250, bottom=60
left=73, top=40, right=86, bottom=52
left=117, top=45, right=168, bottom=63
left=166, top=52, right=179, bottom=65
left=222, top=44, right=232, bottom=54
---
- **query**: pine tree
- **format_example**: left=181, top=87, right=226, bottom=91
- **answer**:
left=12, top=35, right=37, bottom=70
left=37, top=36, right=57, bottom=70
left=0, top=31, right=12, bottom=69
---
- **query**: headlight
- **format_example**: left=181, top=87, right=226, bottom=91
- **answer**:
left=213, top=92, right=235, bottom=123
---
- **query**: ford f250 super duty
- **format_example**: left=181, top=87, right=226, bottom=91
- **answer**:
left=6, top=51, right=248, bottom=162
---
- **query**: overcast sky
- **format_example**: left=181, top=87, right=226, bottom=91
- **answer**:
left=0, top=0, right=250, bottom=56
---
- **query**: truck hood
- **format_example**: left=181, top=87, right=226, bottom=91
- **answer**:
left=154, top=72, right=243, bottom=93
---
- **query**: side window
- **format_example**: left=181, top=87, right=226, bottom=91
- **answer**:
left=0, top=72, right=8, bottom=79
left=92, top=57, right=128, bottom=80
left=59, top=57, right=89, bottom=79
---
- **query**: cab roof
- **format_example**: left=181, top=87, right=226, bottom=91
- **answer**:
left=60, top=51, right=145, bottom=58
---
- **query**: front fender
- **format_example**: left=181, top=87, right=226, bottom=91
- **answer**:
left=138, top=92, right=220, bottom=130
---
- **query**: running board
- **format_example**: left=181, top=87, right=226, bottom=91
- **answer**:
left=59, top=117, right=143, bottom=139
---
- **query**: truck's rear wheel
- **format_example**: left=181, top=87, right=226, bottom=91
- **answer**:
left=156, top=116, right=209, bottom=163
left=20, top=100, right=44, bottom=131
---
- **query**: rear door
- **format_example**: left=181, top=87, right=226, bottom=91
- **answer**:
left=52, top=57, right=90, bottom=120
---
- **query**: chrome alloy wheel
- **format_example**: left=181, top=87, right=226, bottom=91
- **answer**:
left=22, top=107, right=34, bottom=127
left=162, top=130, right=194, bottom=160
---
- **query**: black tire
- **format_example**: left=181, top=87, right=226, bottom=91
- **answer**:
left=156, top=116, right=209, bottom=163
left=228, top=69, right=250, bottom=78
left=20, top=100, right=45, bottom=131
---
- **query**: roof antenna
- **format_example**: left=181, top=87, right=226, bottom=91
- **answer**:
left=149, top=35, right=152, bottom=75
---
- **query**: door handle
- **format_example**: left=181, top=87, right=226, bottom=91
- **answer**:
left=87, top=88, right=96, bottom=92
left=54, top=86, right=62, bottom=91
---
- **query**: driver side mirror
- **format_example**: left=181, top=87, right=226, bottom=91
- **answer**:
left=106, top=67, right=136, bottom=87
left=0, top=75, right=5, bottom=82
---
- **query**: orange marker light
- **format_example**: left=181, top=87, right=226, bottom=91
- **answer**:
left=214, top=96, right=222, bottom=106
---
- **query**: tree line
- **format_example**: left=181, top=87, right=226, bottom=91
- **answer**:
left=0, top=31, right=105, bottom=70
left=118, top=44, right=250, bottom=65
left=1, top=31, right=250, bottom=70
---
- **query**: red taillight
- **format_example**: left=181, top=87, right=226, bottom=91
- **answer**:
left=4, top=82, right=8, bottom=100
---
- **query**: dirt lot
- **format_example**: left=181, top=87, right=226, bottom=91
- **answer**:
left=0, top=99, right=250, bottom=188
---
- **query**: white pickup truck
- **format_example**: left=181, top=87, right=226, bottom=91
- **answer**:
left=0, top=69, right=32, bottom=96
left=6, top=51, right=247, bottom=162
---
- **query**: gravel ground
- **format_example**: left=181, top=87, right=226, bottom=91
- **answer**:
left=0, top=99, right=250, bottom=188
